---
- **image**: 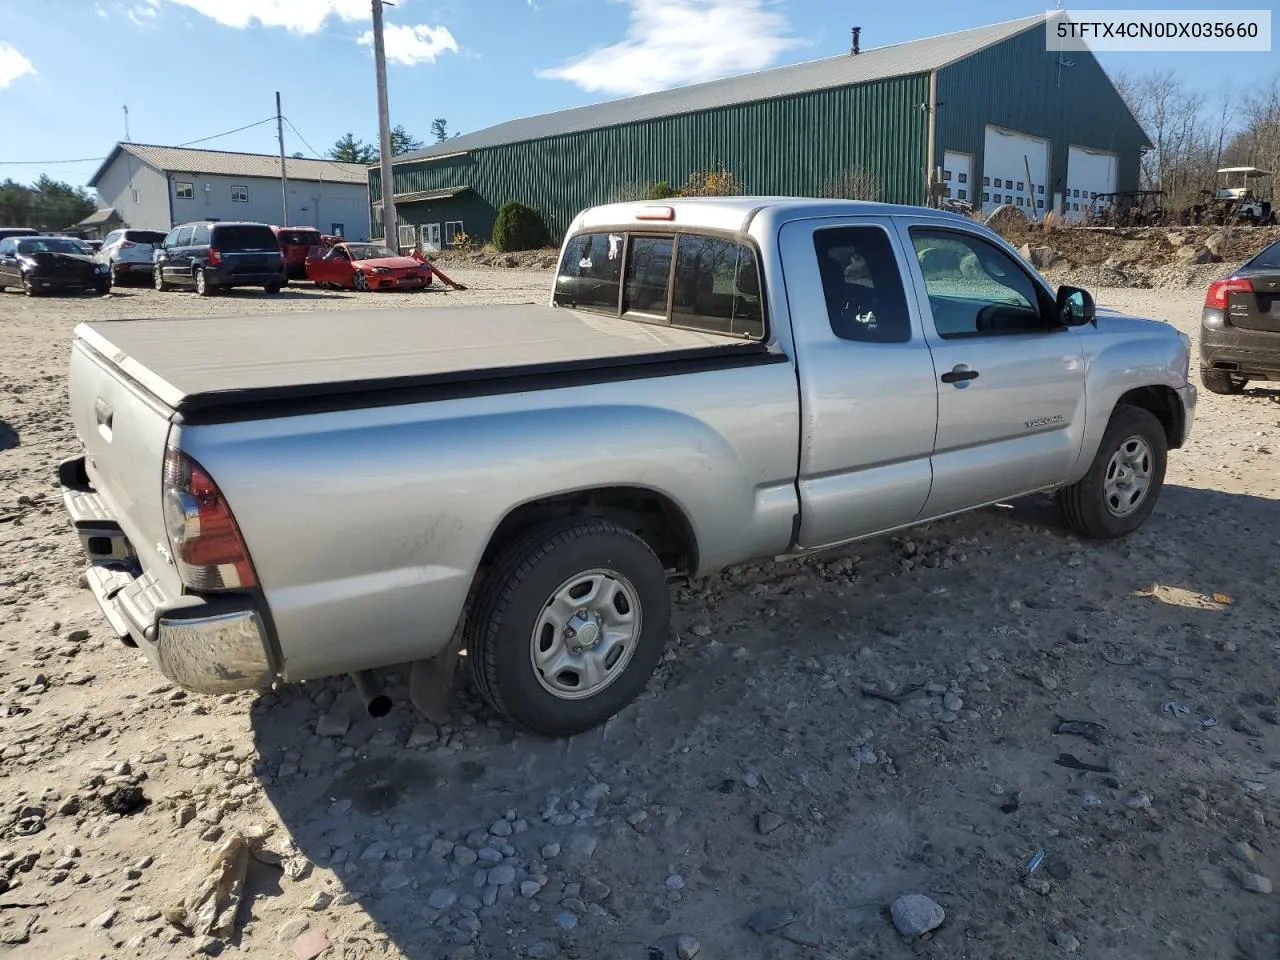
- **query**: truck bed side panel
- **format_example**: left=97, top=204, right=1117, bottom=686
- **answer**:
left=68, top=341, right=182, bottom=598
left=174, top=359, right=800, bottom=682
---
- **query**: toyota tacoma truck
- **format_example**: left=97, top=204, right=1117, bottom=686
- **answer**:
left=60, top=198, right=1196, bottom=737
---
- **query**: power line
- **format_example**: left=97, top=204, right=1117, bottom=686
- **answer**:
left=283, top=117, right=374, bottom=175
left=0, top=116, right=279, bottom=166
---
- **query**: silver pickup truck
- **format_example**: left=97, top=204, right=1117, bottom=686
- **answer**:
left=61, top=198, right=1196, bottom=736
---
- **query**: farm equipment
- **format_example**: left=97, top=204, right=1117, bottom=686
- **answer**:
left=1086, top=190, right=1167, bottom=227
left=1180, top=168, right=1275, bottom=225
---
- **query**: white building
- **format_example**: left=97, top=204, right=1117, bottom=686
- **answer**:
left=87, top=143, right=370, bottom=239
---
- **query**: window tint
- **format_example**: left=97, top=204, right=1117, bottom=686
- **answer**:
left=162, top=228, right=180, bottom=248
left=125, top=230, right=166, bottom=245
left=0, top=239, right=13, bottom=256
left=814, top=226, right=912, bottom=343
left=909, top=228, right=1045, bottom=338
left=174, top=226, right=194, bottom=246
left=277, top=230, right=321, bottom=246
left=670, top=235, right=763, bottom=338
left=623, top=236, right=674, bottom=315
left=212, top=225, right=277, bottom=250
left=1247, top=239, right=1280, bottom=270
left=554, top=231, right=624, bottom=310
left=191, top=224, right=210, bottom=245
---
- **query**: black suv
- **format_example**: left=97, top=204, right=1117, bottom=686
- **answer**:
left=153, top=221, right=285, bottom=295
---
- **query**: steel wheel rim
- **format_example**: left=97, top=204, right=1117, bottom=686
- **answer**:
left=1103, top=434, right=1153, bottom=518
left=530, top=568, right=642, bottom=701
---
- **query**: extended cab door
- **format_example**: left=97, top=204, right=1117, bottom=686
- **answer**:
left=780, top=216, right=940, bottom=548
left=895, top=222, right=1086, bottom=518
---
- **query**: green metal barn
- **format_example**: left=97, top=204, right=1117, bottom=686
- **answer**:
left=372, top=13, right=1149, bottom=248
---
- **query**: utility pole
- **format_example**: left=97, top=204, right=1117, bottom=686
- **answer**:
left=276, top=91, right=290, bottom=227
left=371, top=0, right=398, bottom=249
left=123, top=105, right=130, bottom=142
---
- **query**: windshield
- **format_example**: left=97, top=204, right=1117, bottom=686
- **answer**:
left=18, top=238, right=84, bottom=255
left=277, top=230, right=322, bottom=246
left=345, top=244, right=397, bottom=260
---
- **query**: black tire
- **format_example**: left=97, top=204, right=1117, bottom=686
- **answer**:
left=1200, top=366, right=1247, bottom=395
left=154, top=267, right=169, bottom=292
left=263, top=282, right=281, bottom=294
left=108, top=263, right=118, bottom=286
left=95, top=280, right=111, bottom=295
left=22, top=274, right=37, bottom=297
left=1057, top=405, right=1168, bottom=540
left=466, top=518, right=670, bottom=737
left=353, top=270, right=368, bottom=292
left=195, top=268, right=214, bottom=297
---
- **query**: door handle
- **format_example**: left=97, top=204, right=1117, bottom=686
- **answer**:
left=940, top=365, right=980, bottom=384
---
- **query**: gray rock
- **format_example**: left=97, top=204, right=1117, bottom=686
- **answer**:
left=566, top=833, right=597, bottom=861
left=540, top=842, right=560, bottom=860
left=853, top=746, right=877, bottom=765
left=430, top=838, right=454, bottom=858
left=315, top=712, right=350, bottom=738
left=889, top=894, right=944, bottom=936
left=381, top=872, right=411, bottom=891
left=1233, top=840, right=1258, bottom=863
left=756, top=811, right=784, bottom=835
left=526, top=942, right=557, bottom=959
left=489, top=819, right=512, bottom=837
left=943, top=692, right=964, bottom=713
left=277, top=918, right=310, bottom=942
left=489, top=864, right=516, bottom=886
left=745, top=906, right=795, bottom=934
left=676, top=935, right=701, bottom=959
left=520, top=880, right=541, bottom=898
left=582, top=878, right=610, bottom=901
left=1242, top=873, right=1273, bottom=894
left=665, top=874, right=685, bottom=890
left=92, top=907, right=118, bottom=929
left=195, top=936, right=223, bottom=956
left=407, top=723, right=438, bottom=748
left=477, top=847, right=503, bottom=863
left=453, top=845, right=478, bottom=867
left=554, top=911, right=578, bottom=930
left=305, top=890, right=332, bottom=912
left=429, top=888, right=458, bottom=910
left=360, top=841, right=388, bottom=860
left=1055, top=931, right=1080, bottom=953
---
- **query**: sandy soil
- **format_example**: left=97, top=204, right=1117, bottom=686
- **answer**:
left=1, top=273, right=1279, bottom=960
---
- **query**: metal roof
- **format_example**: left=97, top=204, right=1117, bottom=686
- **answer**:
left=75, top=208, right=123, bottom=226
left=396, top=14, right=1050, bottom=164
left=89, top=143, right=368, bottom=187
left=372, top=185, right=469, bottom=208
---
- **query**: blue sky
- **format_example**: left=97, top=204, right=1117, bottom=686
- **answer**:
left=0, top=0, right=1275, bottom=193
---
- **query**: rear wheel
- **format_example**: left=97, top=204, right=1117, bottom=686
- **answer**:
left=154, top=267, right=169, bottom=292
left=263, top=281, right=281, bottom=294
left=1200, top=367, right=1247, bottom=395
left=353, top=270, right=368, bottom=292
left=1057, top=405, right=1168, bottom=540
left=466, top=518, right=671, bottom=737
left=194, top=268, right=213, bottom=296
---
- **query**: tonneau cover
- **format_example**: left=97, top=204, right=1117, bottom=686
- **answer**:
left=75, top=303, right=767, bottom=414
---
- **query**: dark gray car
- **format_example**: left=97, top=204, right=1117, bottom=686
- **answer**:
left=153, top=221, right=285, bottom=296
left=1200, top=239, right=1280, bottom=393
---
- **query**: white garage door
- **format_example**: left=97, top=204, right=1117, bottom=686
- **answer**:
left=981, top=125, right=1050, bottom=219
left=1065, top=145, right=1118, bottom=224
left=942, top=151, right=974, bottom=207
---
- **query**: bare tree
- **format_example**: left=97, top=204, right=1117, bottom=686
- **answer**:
left=819, top=166, right=883, bottom=201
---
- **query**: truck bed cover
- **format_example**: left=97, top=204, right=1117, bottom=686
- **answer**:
left=75, top=303, right=775, bottom=423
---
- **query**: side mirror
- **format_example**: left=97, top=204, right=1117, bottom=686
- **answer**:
left=1056, top=285, right=1095, bottom=327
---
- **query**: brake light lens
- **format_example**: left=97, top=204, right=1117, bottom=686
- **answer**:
left=120, top=240, right=135, bottom=248
left=1205, top=277, right=1252, bottom=311
left=635, top=205, right=675, bottom=221
left=209, top=247, right=223, bottom=266
left=162, top=448, right=257, bottom=591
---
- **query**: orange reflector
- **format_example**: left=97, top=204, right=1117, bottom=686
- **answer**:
left=635, top=205, right=675, bottom=221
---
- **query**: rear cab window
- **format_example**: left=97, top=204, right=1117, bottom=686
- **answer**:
left=277, top=230, right=322, bottom=247
left=554, top=230, right=765, bottom=340
left=813, top=226, right=911, bottom=343
left=125, top=230, right=166, bottom=246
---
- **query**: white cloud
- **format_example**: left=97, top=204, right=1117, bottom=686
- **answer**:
left=128, top=1, right=159, bottom=26
left=538, top=0, right=802, bottom=97
left=0, top=41, right=35, bottom=89
left=358, top=23, right=459, bottom=66
left=156, top=0, right=371, bottom=34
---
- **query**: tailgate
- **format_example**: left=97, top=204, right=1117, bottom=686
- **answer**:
left=1229, top=272, right=1280, bottom=333
left=68, top=337, right=183, bottom=596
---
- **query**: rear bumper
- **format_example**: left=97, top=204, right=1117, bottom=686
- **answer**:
left=1200, top=320, right=1280, bottom=380
left=59, top=454, right=275, bottom=694
left=208, top=265, right=286, bottom=287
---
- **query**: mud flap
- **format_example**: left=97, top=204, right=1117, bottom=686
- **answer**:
left=409, top=614, right=464, bottom=724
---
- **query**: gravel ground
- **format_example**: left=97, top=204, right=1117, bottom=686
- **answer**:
left=2, top=273, right=1279, bottom=960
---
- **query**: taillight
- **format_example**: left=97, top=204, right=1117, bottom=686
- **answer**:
left=162, top=448, right=257, bottom=591
left=209, top=247, right=223, bottom=265
left=1205, top=277, right=1252, bottom=311
left=120, top=240, right=135, bottom=248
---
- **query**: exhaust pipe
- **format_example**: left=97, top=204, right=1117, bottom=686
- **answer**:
left=350, top=669, right=393, bottom=718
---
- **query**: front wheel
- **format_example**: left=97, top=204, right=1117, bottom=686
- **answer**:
left=22, top=274, right=37, bottom=297
left=154, top=267, right=169, bottom=292
left=466, top=518, right=671, bottom=737
left=353, top=270, right=368, bottom=292
left=263, top=281, right=281, bottom=294
left=1056, top=405, right=1168, bottom=540
left=1200, top=367, right=1247, bottom=395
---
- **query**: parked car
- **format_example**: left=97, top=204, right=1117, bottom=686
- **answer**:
left=271, top=225, right=325, bottom=281
left=0, top=234, right=111, bottom=296
left=153, top=221, right=285, bottom=295
left=1199, top=237, right=1280, bottom=393
left=96, top=228, right=168, bottom=286
left=0, top=227, right=38, bottom=243
left=305, top=241, right=432, bottom=291
left=60, top=197, right=1196, bottom=737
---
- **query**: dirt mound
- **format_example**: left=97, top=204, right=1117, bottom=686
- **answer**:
left=427, top=247, right=560, bottom=271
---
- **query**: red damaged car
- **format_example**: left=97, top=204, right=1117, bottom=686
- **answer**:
left=305, top=241, right=433, bottom=291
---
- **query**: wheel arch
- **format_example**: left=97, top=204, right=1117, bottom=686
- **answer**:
left=1116, top=385, right=1185, bottom=449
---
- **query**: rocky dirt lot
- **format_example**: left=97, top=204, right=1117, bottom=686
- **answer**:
left=1, top=271, right=1279, bottom=960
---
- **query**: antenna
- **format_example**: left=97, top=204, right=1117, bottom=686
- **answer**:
left=123, top=105, right=131, bottom=142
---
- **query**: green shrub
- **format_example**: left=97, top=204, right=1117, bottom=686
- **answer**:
left=491, top=201, right=550, bottom=252
left=648, top=180, right=677, bottom=200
